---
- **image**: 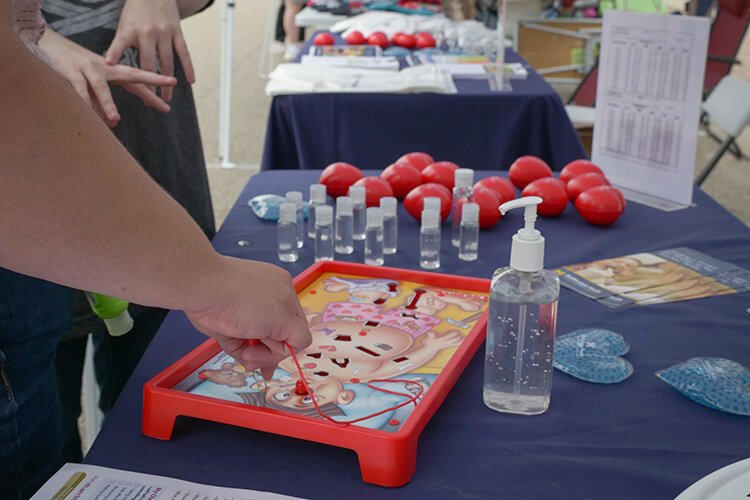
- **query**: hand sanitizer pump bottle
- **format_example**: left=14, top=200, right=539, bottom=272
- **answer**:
left=483, top=196, right=559, bottom=415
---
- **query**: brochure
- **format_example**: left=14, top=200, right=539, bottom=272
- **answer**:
left=559, top=247, right=750, bottom=308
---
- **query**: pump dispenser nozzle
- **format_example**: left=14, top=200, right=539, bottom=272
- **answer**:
left=499, top=196, right=545, bottom=272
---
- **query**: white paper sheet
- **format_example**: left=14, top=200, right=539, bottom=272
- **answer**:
left=32, top=463, right=304, bottom=500
left=592, top=11, right=710, bottom=211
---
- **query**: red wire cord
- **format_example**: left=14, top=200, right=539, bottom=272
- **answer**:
left=283, top=341, right=424, bottom=426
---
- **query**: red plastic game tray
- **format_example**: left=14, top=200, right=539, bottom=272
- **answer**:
left=143, top=261, right=490, bottom=487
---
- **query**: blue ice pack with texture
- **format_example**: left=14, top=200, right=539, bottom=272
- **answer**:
left=248, top=194, right=309, bottom=221
left=656, top=357, right=750, bottom=416
left=553, top=328, right=633, bottom=384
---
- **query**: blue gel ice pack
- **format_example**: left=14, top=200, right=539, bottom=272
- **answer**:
left=553, top=328, right=634, bottom=384
left=656, top=357, right=750, bottom=416
left=248, top=194, right=309, bottom=221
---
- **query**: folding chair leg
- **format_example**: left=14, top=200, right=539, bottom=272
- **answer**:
left=728, top=139, right=746, bottom=160
left=697, top=137, right=734, bottom=186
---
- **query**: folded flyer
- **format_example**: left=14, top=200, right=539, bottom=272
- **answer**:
left=558, top=247, right=750, bottom=308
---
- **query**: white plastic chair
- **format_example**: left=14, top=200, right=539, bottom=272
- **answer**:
left=696, top=75, right=750, bottom=185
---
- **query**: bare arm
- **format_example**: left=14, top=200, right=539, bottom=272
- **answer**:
left=177, top=0, right=213, bottom=18
left=0, top=7, right=310, bottom=376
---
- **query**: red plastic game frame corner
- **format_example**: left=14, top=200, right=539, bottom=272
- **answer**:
left=142, top=261, right=490, bottom=487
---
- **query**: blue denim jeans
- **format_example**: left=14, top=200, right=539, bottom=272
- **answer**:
left=0, top=268, right=71, bottom=499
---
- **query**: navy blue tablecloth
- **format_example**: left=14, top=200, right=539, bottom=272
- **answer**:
left=261, top=49, right=586, bottom=171
left=86, top=171, right=750, bottom=499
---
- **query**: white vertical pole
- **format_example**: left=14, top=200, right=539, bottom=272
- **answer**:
left=218, top=0, right=236, bottom=168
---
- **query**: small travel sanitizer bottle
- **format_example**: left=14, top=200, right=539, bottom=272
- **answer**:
left=452, top=168, right=474, bottom=247
left=423, top=196, right=441, bottom=215
left=285, top=191, right=304, bottom=248
left=308, top=183, right=327, bottom=239
left=420, top=209, right=441, bottom=270
left=364, top=207, right=384, bottom=266
left=350, top=186, right=366, bottom=241
left=335, top=196, right=354, bottom=254
left=483, top=196, right=559, bottom=415
left=277, top=202, right=299, bottom=263
left=380, top=196, right=398, bottom=255
left=458, top=202, right=479, bottom=261
left=314, top=205, right=334, bottom=262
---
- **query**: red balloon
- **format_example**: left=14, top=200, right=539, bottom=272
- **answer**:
left=474, top=177, right=516, bottom=204
left=472, top=187, right=502, bottom=228
left=508, top=156, right=553, bottom=189
left=398, top=152, right=434, bottom=171
left=345, top=31, right=366, bottom=45
left=367, top=32, right=388, bottom=49
left=560, top=159, right=604, bottom=184
left=313, top=32, right=335, bottom=46
left=352, top=176, right=394, bottom=207
left=403, top=183, right=452, bottom=222
left=319, top=162, right=364, bottom=198
left=421, top=161, right=460, bottom=189
left=392, top=33, right=416, bottom=49
left=381, top=162, right=422, bottom=199
left=415, top=32, right=436, bottom=49
left=575, top=186, right=625, bottom=226
left=567, top=173, right=610, bottom=201
left=522, top=178, right=568, bottom=217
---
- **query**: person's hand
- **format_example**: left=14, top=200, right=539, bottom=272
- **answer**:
left=105, top=0, right=194, bottom=103
left=41, top=30, right=176, bottom=127
left=185, top=258, right=312, bottom=380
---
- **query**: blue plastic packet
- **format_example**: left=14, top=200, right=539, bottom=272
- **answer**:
left=553, top=328, right=634, bottom=384
left=248, top=194, right=309, bottom=221
left=384, top=47, right=411, bottom=57
left=656, top=357, right=750, bottom=416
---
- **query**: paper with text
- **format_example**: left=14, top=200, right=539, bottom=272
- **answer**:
left=592, top=11, right=710, bottom=210
left=32, top=463, right=304, bottom=500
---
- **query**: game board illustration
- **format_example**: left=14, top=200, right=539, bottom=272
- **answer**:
left=173, top=273, right=489, bottom=432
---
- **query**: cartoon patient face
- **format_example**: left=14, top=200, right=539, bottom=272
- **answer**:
left=279, top=321, right=416, bottom=382
left=250, top=375, right=354, bottom=412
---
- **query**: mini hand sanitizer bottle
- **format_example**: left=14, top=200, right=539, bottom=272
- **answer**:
left=458, top=202, right=479, bottom=261
left=349, top=186, right=366, bottom=241
left=277, top=202, right=299, bottom=263
left=365, top=207, right=384, bottom=266
left=484, top=196, right=559, bottom=416
left=335, top=196, right=354, bottom=255
left=380, top=196, right=398, bottom=255
left=452, top=168, right=474, bottom=247
left=314, top=205, right=334, bottom=262
left=285, top=191, right=304, bottom=249
left=423, top=196, right=441, bottom=215
left=308, top=184, right=327, bottom=239
left=420, top=209, right=441, bottom=270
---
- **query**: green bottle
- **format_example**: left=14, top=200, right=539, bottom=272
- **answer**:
left=84, top=292, right=134, bottom=336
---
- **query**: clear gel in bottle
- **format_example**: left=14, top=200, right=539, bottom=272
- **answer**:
left=277, top=202, right=299, bottom=263
left=308, top=184, right=327, bottom=239
left=285, top=191, right=304, bottom=249
left=452, top=168, right=474, bottom=247
left=314, top=205, right=334, bottom=262
left=380, top=196, right=398, bottom=255
left=335, top=196, right=354, bottom=255
left=458, top=202, right=479, bottom=262
left=484, top=196, right=559, bottom=416
left=420, top=209, right=441, bottom=270
left=364, top=207, right=384, bottom=266
left=349, top=186, right=366, bottom=241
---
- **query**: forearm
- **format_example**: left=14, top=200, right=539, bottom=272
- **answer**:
left=177, top=0, right=212, bottom=18
left=0, top=28, right=221, bottom=311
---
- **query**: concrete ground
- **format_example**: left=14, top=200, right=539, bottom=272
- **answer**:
left=179, top=1, right=750, bottom=228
